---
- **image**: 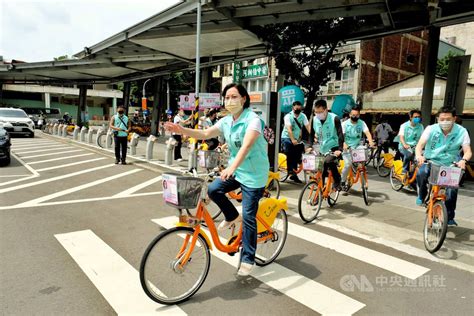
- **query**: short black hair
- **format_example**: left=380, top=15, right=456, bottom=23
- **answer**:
left=409, top=109, right=421, bottom=117
left=293, top=101, right=303, bottom=107
left=207, top=109, right=218, bottom=117
left=314, top=99, right=327, bottom=109
left=438, top=106, right=456, bottom=117
left=351, top=106, right=361, bottom=112
left=222, top=83, right=250, bottom=109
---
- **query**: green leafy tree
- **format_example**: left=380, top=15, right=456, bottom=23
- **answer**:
left=253, top=19, right=362, bottom=116
left=436, top=51, right=460, bottom=78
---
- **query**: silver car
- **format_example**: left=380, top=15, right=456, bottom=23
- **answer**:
left=0, top=108, right=35, bottom=137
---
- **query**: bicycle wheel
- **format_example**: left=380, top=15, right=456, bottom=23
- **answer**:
left=376, top=157, right=391, bottom=177
left=372, top=148, right=382, bottom=169
left=389, top=167, right=404, bottom=191
left=423, top=201, right=448, bottom=253
left=361, top=175, right=369, bottom=206
left=255, top=209, right=288, bottom=266
left=140, top=227, right=211, bottom=305
left=298, top=180, right=323, bottom=223
left=265, top=178, right=281, bottom=199
left=96, top=133, right=106, bottom=148
left=279, top=165, right=289, bottom=182
left=327, top=187, right=340, bottom=207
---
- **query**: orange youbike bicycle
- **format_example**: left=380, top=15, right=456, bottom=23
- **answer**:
left=297, top=152, right=340, bottom=223
left=423, top=162, right=463, bottom=253
left=140, top=171, right=288, bottom=305
left=341, top=146, right=371, bottom=206
left=389, top=147, right=418, bottom=192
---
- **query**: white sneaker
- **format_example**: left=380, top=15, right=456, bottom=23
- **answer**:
left=176, top=158, right=183, bottom=162
left=237, top=262, right=254, bottom=276
left=217, top=215, right=242, bottom=231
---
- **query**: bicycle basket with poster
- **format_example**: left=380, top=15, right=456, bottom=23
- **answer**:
left=162, top=173, right=204, bottom=209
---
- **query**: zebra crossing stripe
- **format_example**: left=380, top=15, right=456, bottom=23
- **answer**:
left=55, top=230, right=186, bottom=315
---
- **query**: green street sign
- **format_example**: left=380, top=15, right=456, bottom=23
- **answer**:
left=243, top=64, right=269, bottom=79
left=233, top=61, right=243, bottom=84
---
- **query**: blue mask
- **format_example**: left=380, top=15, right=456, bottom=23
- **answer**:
left=413, top=117, right=421, bottom=124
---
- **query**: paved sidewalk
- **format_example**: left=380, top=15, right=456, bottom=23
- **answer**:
left=42, top=131, right=474, bottom=272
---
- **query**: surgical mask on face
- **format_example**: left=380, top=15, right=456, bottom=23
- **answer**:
left=118, top=111, right=124, bottom=115
left=413, top=117, right=421, bottom=124
left=439, top=120, right=454, bottom=131
left=294, top=109, right=302, bottom=115
left=225, top=98, right=243, bottom=115
left=315, top=112, right=327, bottom=121
left=350, top=116, right=359, bottom=122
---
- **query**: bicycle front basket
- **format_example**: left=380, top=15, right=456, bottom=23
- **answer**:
left=428, top=164, right=462, bottom=188
left=162, top=173, right=204, bottom=209
left=302, top=154, right=324, bottom=171
left=198, top=150, right=221, bottom=169
left=351, top=147, right=368, bottom=163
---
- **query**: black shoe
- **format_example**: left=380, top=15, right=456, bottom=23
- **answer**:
left=290, top=175, right=303, bottom=184
left=121, top=161, right=127, bottom=165
left=333, top=183, right=342, bottom=191
left=115, top=160, right=120, bottom=164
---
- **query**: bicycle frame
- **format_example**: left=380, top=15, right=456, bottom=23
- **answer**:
left=308, top=169, right=335, bottom=200
left=175, top=200, right=278, bottom=269
left=347, top=163, right=368, bottom=186
left=426, top=185, right=446, bottom=227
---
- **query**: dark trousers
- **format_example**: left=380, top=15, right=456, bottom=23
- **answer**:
left=173, top=135, right=182, bottom=159
left=323, top=154, right=341, bottom=186
left=281, top=138, right=303, bottom=175
left=114, top=136, right=127, bottom=162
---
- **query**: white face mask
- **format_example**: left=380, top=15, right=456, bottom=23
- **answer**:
left=439, top=120, right=454, bottom=131
left=315, top=111, right=327, bottom=121
left=225, top=99, right=243, bottom=115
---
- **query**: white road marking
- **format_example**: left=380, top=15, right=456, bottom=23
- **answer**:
left=35, top=157, right=107, bottom=172
left=153, top=217, right=366, bottom=315
left=55, top=230, right=185, bottom=315
left=21, top=149, right=83, bottom=159
left=15, top=169, right=142, bottom=206
left=0, top=175, right=31, bottom=178
left=27, top=153, right=94, bottom=165
left=113, top=175, right=162, bottom=197
left=0, top=164, right=114, bottom=194
left=0, top=153, right=41, bottom=187
left=12, top=142, right=58, bottom=148
left=13, top=145, right=67, bottom=154
left=0, top=191, right=164, bottom=210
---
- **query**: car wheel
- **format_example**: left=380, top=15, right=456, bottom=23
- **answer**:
left=29, top=132, right=35, bottom=138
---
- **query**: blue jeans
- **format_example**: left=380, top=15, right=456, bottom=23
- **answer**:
left=399, top=147, right=414, bottom=173
left=208, top=177, right=265, bottom=264
left=416, top=163, right=458, bottom=220
left=281, top=138, right=303, bottom=176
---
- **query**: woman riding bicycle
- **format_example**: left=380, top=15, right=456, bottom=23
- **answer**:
left=164, top=83, right=269, bottom=277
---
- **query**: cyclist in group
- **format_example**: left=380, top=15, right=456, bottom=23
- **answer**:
left=397, top=109, right=424, bottom=174
left=312, top=99, right=344, bottom=191
left=164, top=83, right=269, bottom=277
left=281, top=101, right=311, bottom=183
left=415, top=106, right=472, bottom=226
left=341, top=106, right=375, bottom=190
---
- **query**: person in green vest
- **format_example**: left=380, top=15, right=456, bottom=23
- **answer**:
left=312, top=99, right=344, bottom=191
left=164, top=83, right=269, bottom=277
left=398, top=109, right=424, bottom=173
left=281, top=101, right=311, bottom=183
left=415, top=107, right=472, bottom=226
left=109, top=106, right=131, bottom=165
left=341, top=106, right=375, bottom=190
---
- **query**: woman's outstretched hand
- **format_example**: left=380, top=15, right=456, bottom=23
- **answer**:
left=164, top=122, right=182, bottom=134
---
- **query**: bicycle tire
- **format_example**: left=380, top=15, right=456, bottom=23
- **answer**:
left=361, top=175, right=369, bottom=206
left=298, top=180, right=323, bottom=223
left=376, top=157, right=391, bottom=177
left=423, top=200, right=448, bottom=253
left=205, top=203, right=223, bottom=220
left=96, top=133, right=106, bottom=148
left=389, top=167, right=404, bottom=191
left=265, top=178, right=281, bottom=199
left=372, top=148, right=382, bottom=169
left=255, top=209, right=288, bottom=266
left=140, top=227, right=211, bottom=305
left=279, top=165, right=289, bottom=182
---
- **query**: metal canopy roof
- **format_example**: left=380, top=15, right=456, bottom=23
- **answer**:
left=1, top=0, right=473, bottom=84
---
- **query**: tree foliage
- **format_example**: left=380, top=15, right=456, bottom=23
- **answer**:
left=436, top=51, right=460, bottom=78
left=254, top=18, right=363, bottom=114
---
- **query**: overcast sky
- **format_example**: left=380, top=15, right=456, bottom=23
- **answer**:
left=0, top=0, right=180, bottom=62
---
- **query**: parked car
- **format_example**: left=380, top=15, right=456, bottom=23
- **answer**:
left=0, top=123, right=11, bottom=165
left=21, top=107, right=61, bottom=128
left=0, top=108, right=35, bottom=137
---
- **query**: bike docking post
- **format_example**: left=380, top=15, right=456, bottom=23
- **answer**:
left=61, top=124, right=67, bottom=137
left=80, top=126, right=88, bottom=142
left=72, top=126, right=80, bottom=140
left=146, top=135, right=157, bottom=160
left=129, top=133, right=140, bottom=155
left=105, top=129, right=114, bottom=149
left=52, top=123, right=59, bottom=135
left=57, top=123, right=63, bottom=135
left=188, top=141, right=198, bottom=170
left=165, top=137, right=177, bottom=165
left=87, top=128, right=98, bottom=144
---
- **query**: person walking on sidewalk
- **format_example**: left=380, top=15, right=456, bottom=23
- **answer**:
left=109, top=106, right=131, bottom=165
left=164, top=83, right=269, bottom=277
left=173, top=109, right=192, bottom=162
left=415, top=107, right=472, bottom=226
left=281, top=101, right=311, bottom=183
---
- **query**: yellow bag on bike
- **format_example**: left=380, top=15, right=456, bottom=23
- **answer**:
left=393, top=160, right=403, bottom=175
